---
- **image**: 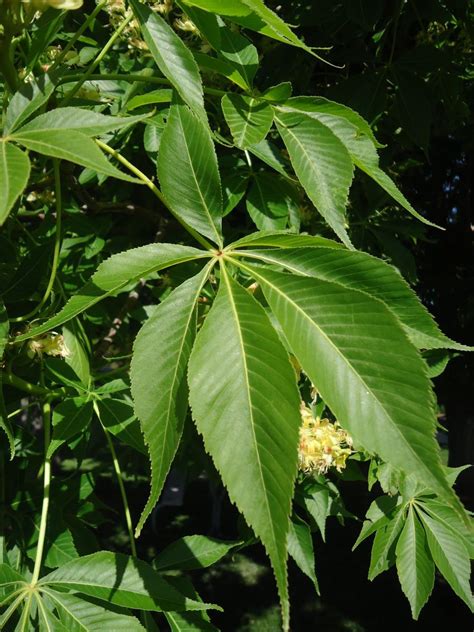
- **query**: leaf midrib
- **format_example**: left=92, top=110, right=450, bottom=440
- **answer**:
left=221, top=265, right=279, bottom=559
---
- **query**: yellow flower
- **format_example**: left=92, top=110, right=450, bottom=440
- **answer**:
left=28, top=333, right=70, bottom=358
left=298, top=403, right=352, bottom=475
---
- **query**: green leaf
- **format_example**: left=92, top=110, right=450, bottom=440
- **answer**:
left=297, top=483, right=330, bottom=541
left=97, top=399, right=146, bottom=454
left=4, top=71, right=57, bottom=134
left=176, top=2, right=221, bottom=49
left=193, top=53, right=249, bottom=91
left=188, top=269, right=301, bottom=629
left=0, top=141, right=31, bottom=225
left=44, top=526, right=79, bottom=568
left=353, top=495, right=402, bottom=550
left=238, top=263, right=460, bottom=510
left=47, top=399, right=93, bottom=458
left=129, top=0, right=205, bottom=122
left=230, top=230, right=343, bottom=250
left=246, top=174, right=298, bottom=230
left=262, top=83, right=293, bottom=103
left=217, top=23, right=258, bottom=90
left=275, top=110, right=354, bottom=247
left=46, top=590, right=145, bottom=631
left=155, top=535, right=239, bottom=571
left=280, top=98, right=441, bottom=230
left=158, top=99, right=222, bottom=246
left=287, top=516, right=319, bottom=594
left=421, top=499, right=474, bottom=557
left=15, top=108, right=147, bottom=136
left=238, top=247, right=469, bottom=350
left=423, top=349, right=451, bottom=378
left=127, top=89, right=173, bottom=111
left=181, top=0, right=315, bottom=55
left=368, top=507, right=405, bottom=580
left=62, top=322, right=91, bottom=389
left=280, top=96, right=379, bottom=145
left=10, top=130, right=139, bottom=183
left=40, top=552, right=217, bottom=612
left=222, top=94, right=274, bottom=149
left=418, top=510, right=473, bottom=610
left=395, top=506, right=434, bottom=619
left=36, top=594, right=70, bottom=632
left=164, top=577, right=218, bottom=632
left=14, top=244, right=207, bottom=342
left=131, top=267, right=210, bottom=536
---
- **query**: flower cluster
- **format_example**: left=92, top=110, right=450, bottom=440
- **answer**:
left=298, top=403, right=353, bottom=475
left=28, top=333, right=70, bottom=358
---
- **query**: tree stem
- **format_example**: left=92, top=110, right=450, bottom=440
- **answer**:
left=30, top=396, right=51, bottom=586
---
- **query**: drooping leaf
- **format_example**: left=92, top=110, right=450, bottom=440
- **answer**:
left=222, top=94, right=274, bottom=148
left=97, top=399, right=146, bottom=454
left=188, top=270, right=302, bottom=629
left=395, top=506, right=435, bottom=619
left=238, top=263, right=461, bottom=511
left=4, top=71, right=58, bottom=134
left=0, top=141, right=31, bottom=225
left=246, top=174, right=298, bottom=230
left=46, top=590, right=145, bottom=631
left=129, top=0, right=206, bottom=121
left=131, top=267, right=210, bottom=535
left=280, top=98, right=441, bottom=229
left=238, top=246, right=469, bottom=350
left=418, top=510, right=473, bottom=610
left=158, top=99, right=223, bottom=246
left=297, top=483, right=331, bottom=542
left=47, top=398, right=93, bottom=458
left=287, top=516, right=319, bottom=594
left=14, top=244, right=208, bottom=341
left=368, top=507, right=405, bottom=580
left=39, top=552, right=217, bottom=612
left=15, top=108, right=147, bottom=136
left=216, top=21, right=258, bottom=90
left=155, top=535, right=239, bottom=571
left=10, top=130, right=139, bottom=183
left=180, top=0, right=315, bottom=55
left=353, top=495, right=402, bottom=550
left=275, top=110, right=354, bottom=247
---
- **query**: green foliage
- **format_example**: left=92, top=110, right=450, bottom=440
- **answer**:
left=0, top=1, right=472, bottom=630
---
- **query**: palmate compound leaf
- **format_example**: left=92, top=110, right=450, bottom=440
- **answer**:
left=187, top=266, right=302, bottom=630
left=278, top=97, right=442, bottom=229
left=395, top=505, right=435, bottom=619
left=14, top=244, right=208, bottom=342
left=417, top=508, right=474, bottom=610
left=274, top=110, right=354, bottom=247
left=39, top=551, right=218, bottom=612
left=158, top=99, right=223, bottom=246
left=235, top=246, right=470, bottom=350
left=233, top=261, right=465, bottom=518
left=130, top=265, right=212, bottom=536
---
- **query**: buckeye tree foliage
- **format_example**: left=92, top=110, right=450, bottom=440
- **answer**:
left=0, top=1, right=472, bottom=630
